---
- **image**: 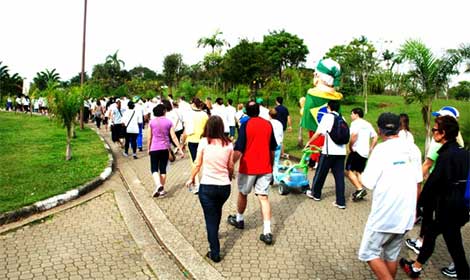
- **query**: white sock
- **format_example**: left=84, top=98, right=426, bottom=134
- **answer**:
left=411, top=264, right=422, bottom=272
left=415, top=238, right=422, bottom=248
left=236, top=213, right=244, bottom=222
left=152, top=172, right=161, bottom=190
left=263, top=220, right=271, bottom=235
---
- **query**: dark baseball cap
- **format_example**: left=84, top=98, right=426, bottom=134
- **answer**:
left=377, top=112, right=400, bottom=135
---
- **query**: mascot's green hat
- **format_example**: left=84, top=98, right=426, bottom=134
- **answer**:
left=316, top=58, right=342, bottom=87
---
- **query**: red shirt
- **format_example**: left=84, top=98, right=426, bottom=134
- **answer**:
left=234, top=117, right=277, bottom=174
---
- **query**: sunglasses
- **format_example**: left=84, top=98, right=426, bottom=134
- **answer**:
left=431, top=128, right=439, bottom=133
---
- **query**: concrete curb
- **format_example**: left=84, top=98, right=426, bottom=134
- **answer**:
left=0, top=127, right=114, bottom=225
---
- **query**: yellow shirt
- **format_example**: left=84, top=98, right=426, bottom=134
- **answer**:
left=186, top=110, right=208, bottom=143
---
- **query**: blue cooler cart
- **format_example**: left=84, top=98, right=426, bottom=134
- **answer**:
left=273, top=146, right=320, bottom=195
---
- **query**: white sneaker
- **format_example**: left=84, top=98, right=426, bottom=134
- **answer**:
left=332, top=201, right=346, bottom=209
left=122, top=152, right=129, bottom=157
left=305, top=190, right=320, bottom=201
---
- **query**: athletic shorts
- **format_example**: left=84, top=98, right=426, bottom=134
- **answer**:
left=238, top=174, right=272, bottom=196
left=358, top=228, right=405, bottom=262
left=345, top=151, right=367, bottom=173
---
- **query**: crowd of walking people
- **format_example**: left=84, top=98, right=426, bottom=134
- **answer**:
left=70, top=57, right=469, bottom=279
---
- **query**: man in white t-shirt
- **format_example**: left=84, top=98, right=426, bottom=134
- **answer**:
left=211, top=97, right=230, bottom=135
left=269, top=109, right=284, bottom=167
left=226, top=99, right=237, bottom=139
left=346, top=107, right=378, bottom=201
left=256, top=97, right=270, bottom=121
left=304, top=100, right=347, bottom=209
left=358, top=112, right=422, bottom=280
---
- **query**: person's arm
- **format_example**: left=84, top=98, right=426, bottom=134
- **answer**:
left=227, top=150, right=234, bottom=180
left=186, top=149, right=203, bottom=186
left=169, top=127, right=184, bottom=157
left=348, top=133, right=358, bottom=152
left=369, top=135, right=378, bottom=153
left=147, top=124, right=153, bottom=154
left=233, top=150, right=242, bottom=164
left=422, top=158, right=434, bottom=180
left=233, top=121, right=247, bottom=163
left=287, top=115, right=292, bottom=132
left=305, top=131, right=321, bottom=149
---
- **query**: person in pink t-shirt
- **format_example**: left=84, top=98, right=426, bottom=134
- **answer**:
left=185, top=116, right=234, bottom=263
left=148, top=104, right=184, bottom=198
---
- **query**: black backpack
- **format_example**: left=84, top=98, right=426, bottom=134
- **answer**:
left=328, top=113, right=350, bottom=145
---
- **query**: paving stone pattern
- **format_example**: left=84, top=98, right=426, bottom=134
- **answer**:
left=0, top=192, right=156, bottom=280
left=129, top=151, right=470, bottom=280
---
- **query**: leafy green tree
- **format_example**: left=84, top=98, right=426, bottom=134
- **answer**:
left=261, top=30, right=309, bottom=80
left=91, top=52, right=129, bottom=96
left=197, top=29, right=230, bottom=53
left=222, top=39, right=268, bottom=88
left=163, top=53, right=184, bottom=95
left=325, top=36, right=378, bottom=113
left=448, top=81, right=470, bottom=100
left=127, top=78, right=161, bottom=98
left=46, top=84, right=83, bottom=160
left=398, top=40, right=470, bottom=152
left=203, top=51, right=225, bottom=93
left=69, top=72, right=89, bottom=87
left=129, top=66, right=157, bottom=80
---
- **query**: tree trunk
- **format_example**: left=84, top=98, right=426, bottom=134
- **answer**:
left=297, top=126, right=303, bottom=148
left=363, top=73, right=368, bottom=114
left=80, top=105, right=84, bottom=130
left=423, top=98, right=433, bottom=155
left=66, top=125, right=72, bottom=161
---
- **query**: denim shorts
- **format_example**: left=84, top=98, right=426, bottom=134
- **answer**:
left=237, top=173, right=272, bottom=196
left=358, top=227, right=405, bottom=262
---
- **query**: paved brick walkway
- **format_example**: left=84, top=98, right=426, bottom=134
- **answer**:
left=126, top=143, right=470, bottom=280
left=0, top=192, right=156, bottom=280
left=2, top=123, right=469, bottom=280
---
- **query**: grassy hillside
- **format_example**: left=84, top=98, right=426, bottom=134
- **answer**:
left=0, top=112, right=109, bottom=213
left=283, top=95, right=469, bottom=158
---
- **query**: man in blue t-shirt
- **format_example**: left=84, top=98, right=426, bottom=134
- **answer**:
left=274, top=96, right=292, bottom=132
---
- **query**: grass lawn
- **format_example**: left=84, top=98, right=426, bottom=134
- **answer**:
left=0, top=112, right=109, bottom=213
left=283, top=95, right=470, bottom=158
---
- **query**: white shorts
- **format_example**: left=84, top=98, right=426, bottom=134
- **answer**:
left=358, top=228, right=405, bottom=262
left=238, top=174, right=272, bottom=196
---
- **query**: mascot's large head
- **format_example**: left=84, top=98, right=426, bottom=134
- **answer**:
left=314, top=58, right=342, bottom=87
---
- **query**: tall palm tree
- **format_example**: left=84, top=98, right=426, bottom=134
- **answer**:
left=398, top=40, right=470, bottom=152
left=197, top=29, right=229, bottom=53
left=34, top=69, right=61, bottom=91
left=105, top=50, right=125, bottom=71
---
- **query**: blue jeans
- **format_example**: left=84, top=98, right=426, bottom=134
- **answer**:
left=273, top=145, right=282, bottom=167
left=198, top=184, right=231, bottom=258
left=311, top=154, right=346, bottom=206
left=137, top=123, right=143, bottom=149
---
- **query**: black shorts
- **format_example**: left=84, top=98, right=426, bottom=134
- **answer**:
left=150, top=149, right=169, bottom=174
left=111, top=124, right=125, bottom=142
left=345, top=151, right=367, bottom=173
left=188, top=142, right=199, bottom=162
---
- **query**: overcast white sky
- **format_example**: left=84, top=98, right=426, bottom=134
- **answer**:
left=1, top=0, right=469, bottom=83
